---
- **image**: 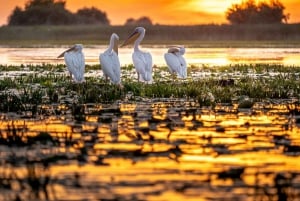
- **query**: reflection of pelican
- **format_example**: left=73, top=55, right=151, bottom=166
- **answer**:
left=121, top=27, right=152, bottom=82
left=164, top=46, right=187, bottom=79
left=99, top=33, right=121, bottom=85
left=58, top=44, right=85, bottom=83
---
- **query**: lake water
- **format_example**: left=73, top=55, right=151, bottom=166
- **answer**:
left=1, top=46, right=300, bottom=201
left=1, top=99, right=300, bottom=201
left=0, top=46, right=300, bottom=66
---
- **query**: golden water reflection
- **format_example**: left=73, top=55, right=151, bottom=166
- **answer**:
left=0, top=47, right=300, bottom=66
left=0, top=100, right=300, bottom=200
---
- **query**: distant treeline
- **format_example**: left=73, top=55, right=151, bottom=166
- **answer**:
left=8, top=0, right=110, bottom=25
left=8, top=0, right=153, bottom=26
left=8, top=0, right=289, bottom=26
left=226, top=0, right=288, bottom=24
left=0, top=24, right=299, bottom=46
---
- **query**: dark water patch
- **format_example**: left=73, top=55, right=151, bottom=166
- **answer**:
left=0, top=99, right=299, bottom=200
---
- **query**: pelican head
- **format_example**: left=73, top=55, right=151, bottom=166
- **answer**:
left=120, top=27, right=145, bottom=47
left=110, top=33, right=119, bottom=55
left=167, top=46, right=185, bottom=55
left=111, top=33, right=119, bottom=40
left=178, top=46, right=185, bottom=55
left=57, top=44, right=83, bottom=58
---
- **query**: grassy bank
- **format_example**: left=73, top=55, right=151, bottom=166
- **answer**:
left=0, top=24, right=299, bottom=47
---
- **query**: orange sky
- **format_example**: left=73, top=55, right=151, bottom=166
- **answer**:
left=0, top=0, right=299, bottom=25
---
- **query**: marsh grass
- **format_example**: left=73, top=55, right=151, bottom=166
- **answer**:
left=0, top=63, right=300, bottom=114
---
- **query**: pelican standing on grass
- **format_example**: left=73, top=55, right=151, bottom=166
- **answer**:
left=99, top=33, right=121, bottom=85
left=57, top=44, right=85, bottom=83
left=120, top=27, right=153, bottom=83
left=164, top=46, right=187, bottom=79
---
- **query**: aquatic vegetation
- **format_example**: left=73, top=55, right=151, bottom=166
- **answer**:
left=0, top=77, right=18, bottom=90
left=0, top=64, right=300, bottom=114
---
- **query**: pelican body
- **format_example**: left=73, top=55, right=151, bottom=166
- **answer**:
left=99, top=33, right=121, bottom=84
left=164, top=46, right=187, bottom=79
left=121, top=27, right=152, bottom=82
left=58, top=44, right=85, bottom=83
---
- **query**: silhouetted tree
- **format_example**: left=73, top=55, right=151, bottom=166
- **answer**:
left=8, top=7, right=26, bottom=25
left=124, top=18, right=135, bottom=25
left=8, top=0, right=110, bottom=25
left=76, top=7, right=110, bottom=24
left=124, top=16, right=152, bottom=26
left=226, top=0, right=288, bottom=24
left=8, top=0, right=73, bottom=25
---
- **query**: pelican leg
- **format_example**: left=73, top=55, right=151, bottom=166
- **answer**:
left=117, top=83, right=124, bottom=89
left=137, top=73, right=140, bottom=82
left=172, top=73, right=177, bottom=81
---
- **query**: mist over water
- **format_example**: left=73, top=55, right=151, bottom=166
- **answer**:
left=0, top=46, right=300, bottom=66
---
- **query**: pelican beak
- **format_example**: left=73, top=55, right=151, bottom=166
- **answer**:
left=120, top=30, right=140, bottom=47
left=57, top=46, right=76, bottom=58
left=57, top=52, right=65, bottom=58
left=113, top=37, right=119, bottom=55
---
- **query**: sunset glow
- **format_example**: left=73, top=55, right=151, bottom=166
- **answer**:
left=0, top=0, right=299, bottom=26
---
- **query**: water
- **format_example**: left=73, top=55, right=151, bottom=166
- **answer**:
left=0, top=100, right=300, bottom=201
left=0, top=46, right=300, bottom=66
left=1, top=46, right=300, bottom=201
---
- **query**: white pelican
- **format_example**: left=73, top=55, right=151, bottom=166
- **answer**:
left=57, top=44, right=85, bottom=83
left=164, top=46, right=187, bottom=79
left=99, top=33, right=121, bottom=85
left=121, top=27, right=152, bottom=82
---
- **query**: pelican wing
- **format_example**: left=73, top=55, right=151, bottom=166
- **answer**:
left=133, top=51, right=152, bottom=82
left=177, top=55, right=187, bottom=78
left=100, top=51, right=121, bottom=84
left=64, top=51, right=85, bottom=82
left=144, top=52, right=152, bottom=74
left=164, top=53, right=180, bottom=73
left=164, top=53, right=187, bottom=78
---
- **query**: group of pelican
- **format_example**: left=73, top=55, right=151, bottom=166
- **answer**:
left=58, top=27, right=187, bottom=84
